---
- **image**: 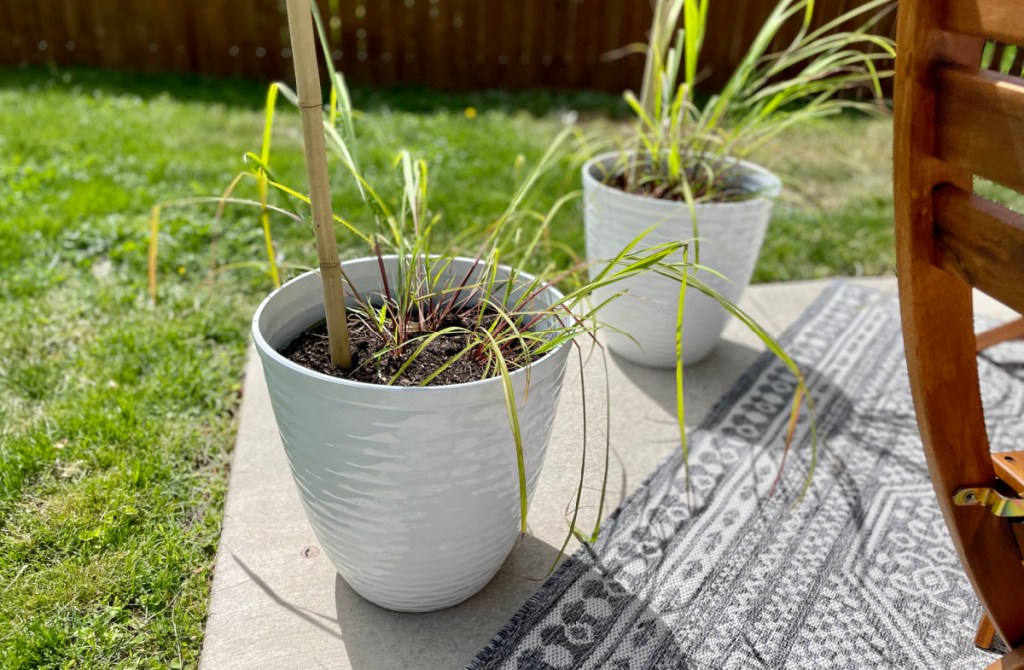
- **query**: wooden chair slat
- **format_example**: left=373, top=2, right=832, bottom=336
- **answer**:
left=946, top=0, right=1024, bottom=46
left=937, top=67, right=1024, bottom=193
left=932, top=185, right=1024, bottom=314
left=993, top=452, right=1024, bottom=495
left=979, top=613, right=999, bottom=650
left=985, top=645, right=1024, bottom=670
left=977, top=318, right=1024, bottom=352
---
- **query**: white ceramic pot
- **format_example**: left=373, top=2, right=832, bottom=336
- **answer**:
left=583, top=152, right=781, bottom=368
left=252, top=257, right=570, bottom=612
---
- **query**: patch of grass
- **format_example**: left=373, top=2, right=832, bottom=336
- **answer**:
left=754, top=113, right=895, bottom=281
left=0, top=66, right=895, bottom=668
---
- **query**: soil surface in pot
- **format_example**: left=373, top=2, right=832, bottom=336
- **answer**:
left=608, top=167, right=748, bottom=202
left=279, top=307, right=539, bottom=387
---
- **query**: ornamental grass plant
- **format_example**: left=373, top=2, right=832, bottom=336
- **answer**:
left=606, top=0, right=896, bottom=206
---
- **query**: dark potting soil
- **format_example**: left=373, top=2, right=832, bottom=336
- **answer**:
left=279, top=308, right=535, bottom=387
left=608, top=169, right=750, bottom=203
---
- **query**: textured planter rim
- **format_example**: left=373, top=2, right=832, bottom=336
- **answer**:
left=582, top=150, right=782, bottom=210
left=252, top=255, right=568, bottom=391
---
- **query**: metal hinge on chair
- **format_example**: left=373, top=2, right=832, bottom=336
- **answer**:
left=954, top=487, right=1024, bottom=518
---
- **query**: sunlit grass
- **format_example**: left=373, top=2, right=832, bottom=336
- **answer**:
left=755, top=113, right=895, bottom=280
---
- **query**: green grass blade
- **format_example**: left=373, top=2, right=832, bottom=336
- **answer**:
left=480, top=330, right=529, bottom=535
left=675, top=248, right=691, bottom=505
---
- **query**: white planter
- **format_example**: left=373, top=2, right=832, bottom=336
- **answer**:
left=583, top=152, right=781, bottom=368
left=251, top=257, right=570, bottom=612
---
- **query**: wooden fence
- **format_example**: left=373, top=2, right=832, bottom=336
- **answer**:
left=0, top=0, right=897, bottom=92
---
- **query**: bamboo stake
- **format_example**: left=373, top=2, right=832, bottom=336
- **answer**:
left=285, top=0, right=352, bottom=369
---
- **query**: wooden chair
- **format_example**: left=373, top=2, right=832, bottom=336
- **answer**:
left=893, top=1, right=1024, bottom=667
left=977, top=317, right=1024, bottom=352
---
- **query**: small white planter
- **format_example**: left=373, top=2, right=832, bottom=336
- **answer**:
left=583, top=152, right=781, bottom=368
left=252, top=257, right=570, bottom=612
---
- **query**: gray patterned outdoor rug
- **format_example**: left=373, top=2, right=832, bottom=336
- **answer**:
left=468, top=282, right=1024, bottom=670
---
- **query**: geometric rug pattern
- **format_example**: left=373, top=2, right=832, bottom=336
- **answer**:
left=468, top=282, right=1021, bottom=670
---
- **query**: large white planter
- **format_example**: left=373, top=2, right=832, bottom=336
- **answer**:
left=583, top=152, right=781, bottom=367
left=251, top=257, right=570, bottom=612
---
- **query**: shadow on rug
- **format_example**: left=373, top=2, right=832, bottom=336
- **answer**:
left=467, top=282, right=1021, bottom=670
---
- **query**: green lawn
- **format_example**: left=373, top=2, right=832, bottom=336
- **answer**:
left=0, top=67, right=895, bottom=668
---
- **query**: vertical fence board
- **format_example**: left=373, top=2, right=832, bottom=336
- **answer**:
left=476, top=0, right=497, bottom=88
left=385, top=0, right=405, bottom=83
left=578, top=0, right=599, bottom=88
left=496, top=0, right=522, bottom=88
left=0, top=2, right=16, bottom=63
left=126, top=1, right=156, bottom=73
left=0, top=1, right=17, bottom=63
left=424, top=0, right=449, bottom=89
left=35, top=0, right=68, bottom=67
left=252, top=0, right=285, bottom=80
left=236, top=0, right=261, bottom=78
left=26, top=0, right=50, bottom=64
left=148, top=0, right=188, bottom=73
left=592, top=0, right=626, bottom=91
left=190, top=0, right=228, bottom=76
left=235, top=0, right=260, bottom=77
left=410, top=0, right=431, bottom=85
left=368, top=0, right=395, bottom=86
left=182, top=1, right=203, bottom=75
left=459, top=0, right=480, bottom=87
left=119, top=1, right=144, bottom=72
left=86, top=0, right=114, bottom=69
left=378, top=0, right=399, bottom=85
left=515, top=0, right=537, bottom=89
left=563, top=0, right=581, bottom=88
left=361, top=0, right=385, bottom=84
left=17, top=3, right=38, bottom=62
left=336, top=0, right=357, bottom=81
left=12, top=2, right=42, bottom=65
left=446, top=0, right=466, bottom=88
left=536, top=0, right=569, bottom=88
left=68, top=0, right=100, bottom=67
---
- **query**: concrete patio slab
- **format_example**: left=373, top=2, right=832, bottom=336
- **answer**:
left=199, top=278, right=1016, bottom=670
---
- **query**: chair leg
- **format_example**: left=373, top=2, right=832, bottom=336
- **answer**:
left=984, top=646, right=1024, bottom=670
left=976, top=317, right=1024, bottom=352
left=978, top=613, right=998, bottom=650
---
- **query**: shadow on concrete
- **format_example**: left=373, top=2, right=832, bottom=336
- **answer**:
left=612, top=339, right=764, bottom=422
left=334, top=536, right=689, bottom=669
left=230, top=551, right=343, bottom=641
left=333, top=533, right=568, bottom=670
